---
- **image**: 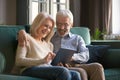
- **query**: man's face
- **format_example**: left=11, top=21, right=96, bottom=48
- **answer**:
left=56, top=16, right=72, bottom=37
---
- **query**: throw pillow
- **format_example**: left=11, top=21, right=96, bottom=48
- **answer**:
left=86, top=45, right=110, bottom=64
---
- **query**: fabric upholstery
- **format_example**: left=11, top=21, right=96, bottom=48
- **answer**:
left=0, top=52, right=5, bottom=73
left=0, top=26, right=26, bottom=74
left=105, top=68, right=120, bottom=80
left=0, top=74, right=43, bottom=80
left=0, top=25, right=120, bottom=80
left=103, top=49, right=120, bottom=68
left=70, top=27, right=120, bottom=80
left=71, top=27, right=91, bottom=45
left=86, top=45, right=110, bottom=65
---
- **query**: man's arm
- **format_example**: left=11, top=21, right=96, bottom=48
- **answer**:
left=72, top=36, right=89, bottom=63
left=18, top=30, right=28, bottom=47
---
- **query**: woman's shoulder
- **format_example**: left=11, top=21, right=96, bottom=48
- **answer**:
left=46, top=41, right=54, bottom=51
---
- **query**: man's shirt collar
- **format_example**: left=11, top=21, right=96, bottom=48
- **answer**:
left=54, top=31, right=73, bottom=39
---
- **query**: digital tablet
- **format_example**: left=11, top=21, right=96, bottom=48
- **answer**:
left=51, top=48, right=75, bottom=65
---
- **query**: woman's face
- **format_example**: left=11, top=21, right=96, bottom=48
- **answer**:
left=36, top=19, right=53, bottom=38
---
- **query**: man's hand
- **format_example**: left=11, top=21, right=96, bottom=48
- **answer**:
left=57, top=62, right=72, bottom=68
left=18, top=30, right=28, bottom=47
left=57, top=62, right=64, bottom=66
left=64, top=63, right=72, bottom=68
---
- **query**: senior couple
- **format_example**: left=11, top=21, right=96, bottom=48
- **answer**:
left=15, top=9, right=105, bottom=80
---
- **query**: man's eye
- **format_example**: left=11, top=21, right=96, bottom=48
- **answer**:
left=58, top=23, right=62, bottom=26
left=64, top=23, right=69, bottom=26
left=57, top=23, right=69, bottom=27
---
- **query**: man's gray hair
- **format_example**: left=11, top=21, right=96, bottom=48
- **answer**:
left=56, top=9, right=73, bottom=24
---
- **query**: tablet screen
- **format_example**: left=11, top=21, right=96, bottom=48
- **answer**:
left=51, top=48, right=75, bottom=65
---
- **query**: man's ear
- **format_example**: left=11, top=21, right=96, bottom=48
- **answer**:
left=70, top=23, right=73, bottom=28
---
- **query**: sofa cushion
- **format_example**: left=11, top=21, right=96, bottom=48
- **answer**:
left=0, top=52, right=5, bottom=73
left=71, top=27, right=91, bottom=45
left=103, top=49, right=120, bottom=68
left=0, top=26, right=26, bottom=74
left=105, top=68, right=120, bottom=80
left=86, top=45, right=110, bottom=65
left=0, top=74, right=46, bottom=80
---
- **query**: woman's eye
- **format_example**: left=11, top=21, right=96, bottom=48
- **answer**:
left=44, top=25, right=52, bottom=30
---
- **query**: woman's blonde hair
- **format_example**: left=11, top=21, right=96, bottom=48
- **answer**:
left=30, top=12, right=55, bottom=42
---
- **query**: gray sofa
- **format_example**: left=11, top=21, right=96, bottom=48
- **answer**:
left=71, top=27, right=120, bottom=80
left=0, top=25, right=120, bottom=80
left=0, top=25, right=45, bottom=80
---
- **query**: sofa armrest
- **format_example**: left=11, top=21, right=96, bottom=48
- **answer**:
left=0, top=52, right=6, bottom=73
left=103, top=49, right=120, bottom=68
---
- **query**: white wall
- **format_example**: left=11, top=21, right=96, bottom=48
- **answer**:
left=112, top=0, right=120, bottom=34
left=0, top=0, right=16, bottom=25
left=0, top=0, right=6, bottom=24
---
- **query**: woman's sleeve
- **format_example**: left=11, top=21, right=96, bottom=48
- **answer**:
left=15, top=43, right=45, bottom=67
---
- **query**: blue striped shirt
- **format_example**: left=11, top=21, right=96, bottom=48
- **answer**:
left=51, top=32, right=89, bottom=63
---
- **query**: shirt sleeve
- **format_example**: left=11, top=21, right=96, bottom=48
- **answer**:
left=72, top=36, right=89, bottom=63
left=15, top=42, right=45, bottom=67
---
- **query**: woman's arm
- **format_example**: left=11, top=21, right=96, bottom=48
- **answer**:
left=15, top=45, right=55, bottom=67
left=15, top=46, right=45, bottom=67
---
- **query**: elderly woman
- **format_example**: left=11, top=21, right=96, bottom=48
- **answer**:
left=15, top=12, right=81, bottom=80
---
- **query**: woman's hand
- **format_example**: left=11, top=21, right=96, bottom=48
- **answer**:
left=18, top=30, right=28, bottom=47
left=44, top=52, right=56, bottom=63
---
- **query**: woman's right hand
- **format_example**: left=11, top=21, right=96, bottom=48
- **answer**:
left=18, top=30, right=28, bottom=47
left=44, top=52, right=56, bottom=63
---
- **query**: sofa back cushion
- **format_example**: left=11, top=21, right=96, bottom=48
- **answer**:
left=103, top=49, right=120, bottom=68
left=71, top=27, right=91, bottom=45
left=0, top=52, right=5, bottom=73
left=0, top=25, right=26, bottom=74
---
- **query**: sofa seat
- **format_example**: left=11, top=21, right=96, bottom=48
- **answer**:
left=0, top=74, right=46, bottom=80
left=105, top=68, right=120, bottom=80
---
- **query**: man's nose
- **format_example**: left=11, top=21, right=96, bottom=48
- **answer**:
left=60, top=25, right=65, bottom=29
